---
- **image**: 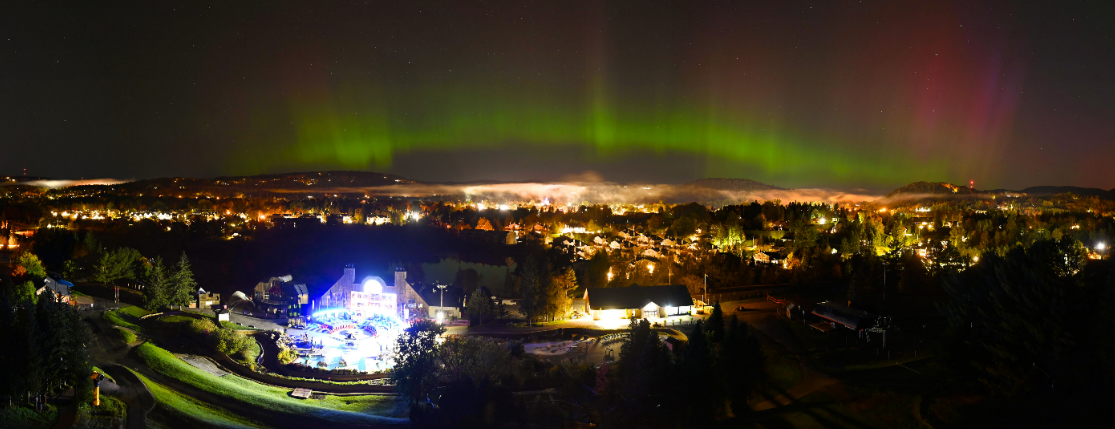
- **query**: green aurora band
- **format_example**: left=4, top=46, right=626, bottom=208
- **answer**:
left=239, top=82, right=954, bottom=187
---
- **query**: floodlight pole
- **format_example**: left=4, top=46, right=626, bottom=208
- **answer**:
left=437, top=283, right=447, bottom=320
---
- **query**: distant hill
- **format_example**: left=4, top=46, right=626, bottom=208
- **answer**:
left=1019, top=186, right=1115, bottom=199
left=1, top=175, right=52, bottom=184
left=686, top=178, right=786, bottom=192
left=64, top=171, right=418, bottom=198
left=885, top=181, right=978, bottom=198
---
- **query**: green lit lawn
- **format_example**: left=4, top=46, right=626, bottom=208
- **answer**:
left=134, top=343, right=406, bottom=424
left=104, top=310, right=141, bottom=331
left=158, top=315, right=195, bottom=324
left=120, top=306, right=153, bottom=318
left=0, top=404, right=57, bottom=429
left=92, top=366, right=116, bottom=383
left=221, top=321, right=252, bottom=330
left=115, top=327, right=138, bottom=344
left=105, top=306, right=151, bottom=331
left=133, top=370, right=268, bottom=429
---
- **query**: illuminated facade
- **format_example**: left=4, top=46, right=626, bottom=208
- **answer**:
left=316, top=265, right=427, bottom=321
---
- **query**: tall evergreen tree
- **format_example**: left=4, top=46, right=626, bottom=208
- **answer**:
left=706, top=302, right=725, bottom=343
left=170, top=252, right=197, bottom=307
left=0, top=289, right=17, bottom=406
left=719, top=315, right=764, bottom=411
left=144, top=257, right=170, bottom=311
left=613, top=318, right=673, bottom=425
left=467, top=287, right=493, bottom=325
left=518, top=254, right=548, bottom=325
left=683, top=321, right=719, bottom=420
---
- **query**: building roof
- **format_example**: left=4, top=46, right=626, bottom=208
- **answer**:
left=585, top=285, right=693, bottom=310
left=284, top=283, right=309, bottom=296
left=42, top=276, right=71, bottom=296
left=812, top=301, right=877, bottom=330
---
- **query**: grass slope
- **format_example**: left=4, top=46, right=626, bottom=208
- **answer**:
left=104, top=306, right=152, bottom=331
left=133, top=370, right=267, bottom=429
left=104, top=310, right=141, bottom=331
left=220, top=321, right=253, bottom=330
left=135, top=343, right=405, bottom=424
left=92, top=366, right=116, bottom=383
left=120, top=306, right=154, bottom=318
left=0, top=404, right=58, bottom=429
left=115, top=326, right=138, bottom=344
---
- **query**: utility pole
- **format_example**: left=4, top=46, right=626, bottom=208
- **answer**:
left=703, top=274, right=708, bottom=305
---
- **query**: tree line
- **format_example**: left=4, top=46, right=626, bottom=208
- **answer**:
left=1, top=251, right=92, bottom=411
left=389, top=304, right=764, bottom=427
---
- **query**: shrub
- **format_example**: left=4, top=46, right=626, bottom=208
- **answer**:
left=76, top=395, right=127, bottom=429
left=506, top=340, right=525, bottom=359
left=212, top=328, right=252, bottom=358
left=277, top=347, right=298, bottom=365
left=188, top=318, right=218, bottom=336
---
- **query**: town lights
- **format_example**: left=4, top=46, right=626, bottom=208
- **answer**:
left=607, top=269, right=613, bottom=281
left=1098, top=242, right=1107, bottom=251
left=647, top=263, right=655, bottom=274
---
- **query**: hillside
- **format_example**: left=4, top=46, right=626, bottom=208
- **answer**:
left=1019, top=186, right=1115, bottom=199
left=53, top=171, right=418, bottom=198
left=885, top=181, right=979, bottom=198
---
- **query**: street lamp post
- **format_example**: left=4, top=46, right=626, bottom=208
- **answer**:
left=882, top=261, right=887, bottom=302
left=436, top=283, right=446, bottom=323
left=703, top=274, right=707, bottom=305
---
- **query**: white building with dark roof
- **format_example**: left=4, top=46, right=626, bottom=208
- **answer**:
left=583, top=285, right=693, bottom=320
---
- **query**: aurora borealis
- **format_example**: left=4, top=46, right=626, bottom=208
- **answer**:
left=3, top=1, right=1114, bottom=190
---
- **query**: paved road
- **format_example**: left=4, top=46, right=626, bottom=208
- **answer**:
left=227, top=312, right=287, bottom=331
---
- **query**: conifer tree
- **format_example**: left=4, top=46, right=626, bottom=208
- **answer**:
left=170, top=252, right=197, bottom=307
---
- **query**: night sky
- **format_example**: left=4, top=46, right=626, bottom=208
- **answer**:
left=3, top=1, right=1114, bottom=191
